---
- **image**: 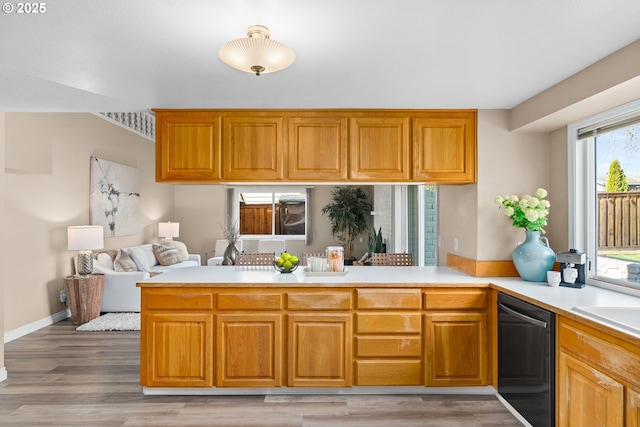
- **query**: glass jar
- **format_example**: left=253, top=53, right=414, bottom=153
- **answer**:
left=326, top=246, right=344, bottom=272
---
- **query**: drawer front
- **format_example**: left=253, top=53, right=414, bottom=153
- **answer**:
left=356, top=313, right=421, bottom=334
left=144, top=290, right=213, bottom=310
left=355, top=360, right=422, bottom=386
left=356, top=289, right=421, bottom=310
left=423, top=289, right=487, bottom=310
left=559, top=318, right=640, bottom=389
left=356, top=336, right=422, bottom=357
left=287, top=292, right=352, bottom=310
left=217, top=293, right=282, bottom=310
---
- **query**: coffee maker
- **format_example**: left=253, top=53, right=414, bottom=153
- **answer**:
left=556, top=249, right=587, bottom=288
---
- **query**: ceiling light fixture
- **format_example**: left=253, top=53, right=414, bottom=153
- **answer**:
left=219, top=25, right=295, bottom=76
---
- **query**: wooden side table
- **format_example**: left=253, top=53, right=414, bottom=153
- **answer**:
left=64, top=274, right=105, bottom=324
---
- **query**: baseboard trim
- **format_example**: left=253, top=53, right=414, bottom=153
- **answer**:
left=0, top=367, right=7, bottom=383
left=4, top=309, right=70, bottom=343
left=143, top=385, right=498, bottom=396
left=447, top=253, right=519, bottom=277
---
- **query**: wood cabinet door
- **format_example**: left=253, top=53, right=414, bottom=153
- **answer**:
left=424, top=312, right=487, bottom=386
left=155, top=111, right=221, bottom=181
left=287, top=116, right=348, bottom=180
left=222, top=115, right=284, bottom=181
left=349, top=116, right=410, bottom=181
left=558, top=351, right=624, bottom=427
left=288, top=313, right=352, bottom=387
left=142, top=312, right=213, bottom=387
left=216, top=314, right=282, bottom=387
left=413, top=111, right=477, bottom=183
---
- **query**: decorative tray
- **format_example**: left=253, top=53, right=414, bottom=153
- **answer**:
left=303, top=267, right=349, bottom=276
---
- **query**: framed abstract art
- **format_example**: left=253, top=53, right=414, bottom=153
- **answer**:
left=90, top=156, right=141, bottom=237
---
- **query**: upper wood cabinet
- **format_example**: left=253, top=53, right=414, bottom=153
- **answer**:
left=155, top=111, right=221, bottom=182
left=222, top=115, right=284, bottom=181
left=349, top=116, right=411, bottom=181
left=287, top=116, right=348, bottom=181
left=413, top=111, right=477, bottom=183
left=153, top=109, right=477, bottom=184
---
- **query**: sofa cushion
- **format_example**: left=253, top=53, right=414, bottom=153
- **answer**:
left=96, top=252, right=116, bottom=270
left=128, top=246, right=158, bottom=272
left=160, top=239, right=189, bottom=262
left=149, top=259, right=199, bottom=273
left=152, top=244, right=180, bottom=266
left=114, top=249, right=137, bottom=272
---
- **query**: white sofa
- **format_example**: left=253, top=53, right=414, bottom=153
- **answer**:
left=89, top=243, right=201, bottom=312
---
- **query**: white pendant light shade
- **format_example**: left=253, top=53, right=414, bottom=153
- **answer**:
left=219, top=25, right=295, bottom=76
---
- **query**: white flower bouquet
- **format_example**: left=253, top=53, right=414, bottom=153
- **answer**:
left=495, top=188, right=550, bottom=233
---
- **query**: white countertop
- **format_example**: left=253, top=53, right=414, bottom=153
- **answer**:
left=140, top=265, right=640, bottom=340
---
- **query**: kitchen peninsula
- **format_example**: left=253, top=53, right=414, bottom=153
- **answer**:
left=139, top=266, right=493, bottom=393
left=138, top=264, right=640, bottom=424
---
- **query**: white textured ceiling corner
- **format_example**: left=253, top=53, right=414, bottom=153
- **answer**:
left=1, top=0, right=640, bottom=112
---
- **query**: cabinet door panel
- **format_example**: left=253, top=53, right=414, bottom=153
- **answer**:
left=558, top=351, right=624, bottom=427
left=216, top=314, right=282, bottom=387
left=222, top=116, right=284, bottom=180
left=288, top=117, right=347, bottom=180
left=349, top=117, right=410, bottom=180
left=413, top=112, right=476, bottom=183
left=425, top=312, right=487, bottom=386
left=288, top=314, right=352, bottom=387
left=143, top=312, right=213, bottom=387
left=156, top=112, right=221, bottom=181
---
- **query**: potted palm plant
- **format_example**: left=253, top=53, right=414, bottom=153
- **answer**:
left=321, top=186, right=372, bottom=263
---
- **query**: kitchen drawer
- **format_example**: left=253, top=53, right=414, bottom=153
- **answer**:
left=356, top=289, right=421, bottom=310
left=355, top=336, right=422, bottom=357
left=423, top=289, right=487, bottom=310
left=287, top=292, right=352, bottom=310
left=355, top=360, right=422, bottom=386
left=144, top=290, right=214, bottom=310
left=217, top=293, right=282, bottom=310
left=356, top=313, right=421, bottom=334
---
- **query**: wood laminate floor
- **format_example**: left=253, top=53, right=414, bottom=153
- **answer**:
left=0, top=319, right=524, bottom=427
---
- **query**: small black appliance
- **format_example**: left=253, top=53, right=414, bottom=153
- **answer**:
left=556, top=249, right=587, bottom=288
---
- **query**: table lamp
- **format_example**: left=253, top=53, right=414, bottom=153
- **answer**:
left=68, top=225, right=104, bottom=275
left=158, top=221, right=179, bottom=240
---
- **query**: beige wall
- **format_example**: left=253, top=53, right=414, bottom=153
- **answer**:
left=0, top=113, right=5, bottom=373
left=2, top=113, right=175, bottom=332
left=438, top=110, right=552, bottom=263
left=173, top=185, right=373, bottom=262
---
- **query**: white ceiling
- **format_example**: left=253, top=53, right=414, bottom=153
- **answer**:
left=1, top=0, right=640, bottom=112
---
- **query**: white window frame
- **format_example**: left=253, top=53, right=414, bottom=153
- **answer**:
left=569, top=99, right=640, bottom=296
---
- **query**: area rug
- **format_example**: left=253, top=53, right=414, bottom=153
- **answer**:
left=76, top=312, right=140, bottom=332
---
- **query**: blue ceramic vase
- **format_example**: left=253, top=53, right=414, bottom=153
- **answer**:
left=512, top=230, right=555, bottom=282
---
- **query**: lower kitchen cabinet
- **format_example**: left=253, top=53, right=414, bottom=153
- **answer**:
left=288, top=313, right=352, bottom=387
left=424, top=312, right=487, bottom=386
left=142, top=312, right=214, bottom=387
left=557, top=316, right=640, bottom=427
left=140, top=286, right=493, bottom=391
left=216, top=314, right=283, bottom=387
left=558, top=351, right=623, bottom=426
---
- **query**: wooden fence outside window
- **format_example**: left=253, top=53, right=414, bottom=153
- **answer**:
left=598, top=192, right=640, bottom=248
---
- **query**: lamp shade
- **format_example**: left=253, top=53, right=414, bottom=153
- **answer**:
left=219, top=25, right=295, bottom=76
left=67, top=226, right=104, bottom=251
left=158, top=222, right=179, bottom=238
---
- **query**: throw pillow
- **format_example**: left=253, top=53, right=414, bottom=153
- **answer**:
left=152, top=244, right=180, bottom=266
left=114, top=249, right=137, bottom=272
left=128, top=246, right=158, bottom=272
left=160, top=238, right=189, bottom=262
left=96, top=252, right=115, bottom=269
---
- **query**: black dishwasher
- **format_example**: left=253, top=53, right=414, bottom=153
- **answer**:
left=498, top=292, right=555, bottom=427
